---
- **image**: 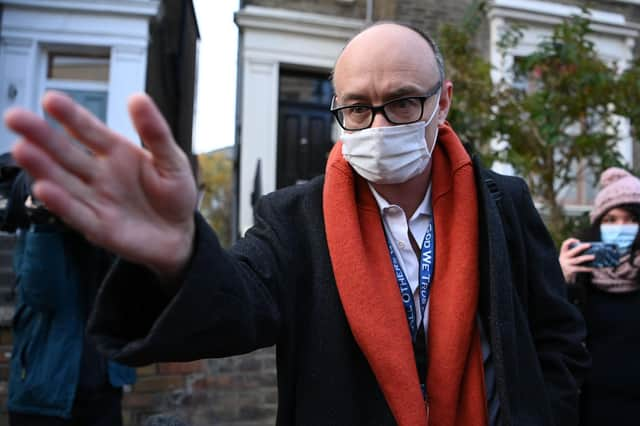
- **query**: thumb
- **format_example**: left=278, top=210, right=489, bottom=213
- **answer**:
left=128, top=93, right=185, bottom=172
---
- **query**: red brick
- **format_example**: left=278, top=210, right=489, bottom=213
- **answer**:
left=205, top=374, right=235, bottom=387
left=123, top=392, right=154, bottom=409
left=136, top=364, right=157, bottom=377
left=132, top=375, right=185, bottom=393
left=157, top=360, right=203, bottom=375
left=191, top=376, right=209, bottom=391
left=0, top=329, right=13, bottom=345
left=0, top=365, right=8, bottom=381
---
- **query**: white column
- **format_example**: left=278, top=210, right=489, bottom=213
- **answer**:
left=0, top=37, right=37, bottom=153
left=238, top=58, right=279, bottom=234
left=107, top=45, right=149, bottom=145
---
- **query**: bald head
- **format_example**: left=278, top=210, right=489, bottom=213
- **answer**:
left=335, top=23, right=443, bottom=84
left=333, top=23, right=443, bottom=102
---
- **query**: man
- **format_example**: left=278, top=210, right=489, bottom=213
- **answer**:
left=4, top=23, right=588, bottom=425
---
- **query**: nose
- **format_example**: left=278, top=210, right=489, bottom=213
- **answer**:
left=370, top=109, right=392, bottom=128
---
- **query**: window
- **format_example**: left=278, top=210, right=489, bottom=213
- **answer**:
left=42, top=48, right=110, bottom=123
left=47, top=53, right=110, bottom=82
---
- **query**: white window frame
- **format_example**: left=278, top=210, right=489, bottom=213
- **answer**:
left=0, top=1, right=157, bottom=152
left=38, top=47, right=111, bottom=116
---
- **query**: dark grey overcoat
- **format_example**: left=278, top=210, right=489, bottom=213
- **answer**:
left=89, top=158, right=589, bottom=426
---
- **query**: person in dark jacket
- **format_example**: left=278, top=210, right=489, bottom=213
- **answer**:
left=5, top=22, right=588, bottom=426
left=0, top=166, right=136, bottom=425
left=559, top=167, right=640, bottom=426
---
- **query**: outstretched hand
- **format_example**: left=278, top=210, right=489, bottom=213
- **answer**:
left=4, top=91, right=197, bottom=278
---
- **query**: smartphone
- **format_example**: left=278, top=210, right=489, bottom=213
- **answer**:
left=569, top=241, right=620, bottom=268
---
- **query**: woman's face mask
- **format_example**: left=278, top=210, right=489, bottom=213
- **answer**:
left=340, top=93, right=440, bottom=184
left=600, top=223, right=639, bottom=254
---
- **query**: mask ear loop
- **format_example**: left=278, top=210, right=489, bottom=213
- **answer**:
left=424, top=90, right=442, bottom=157
left=423, top=90, right=441, bottom=128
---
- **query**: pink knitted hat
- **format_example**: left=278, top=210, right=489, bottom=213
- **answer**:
left=590, top=167, right=640, bottom=224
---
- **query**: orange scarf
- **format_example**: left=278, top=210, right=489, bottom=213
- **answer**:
left=323, top=123, right=488, bottom=426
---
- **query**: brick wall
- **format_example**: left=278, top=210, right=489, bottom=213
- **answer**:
left=394, top=0, right=492, bottom=58
left=0, top=327, right=11, bottom=425
left=0, top=328, right=276, bottom=426
left=0, top=233, right=15, bottom=425
left=122, top=348, right=277, bottom=425
left=243, top=0, right=493, bottom=64
left=0, top=230, right=277, bottom=426
left=245, top=0, right=368, bottom=19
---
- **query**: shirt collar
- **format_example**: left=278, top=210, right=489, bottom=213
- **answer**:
left=368, top=183, right=432, bottom=221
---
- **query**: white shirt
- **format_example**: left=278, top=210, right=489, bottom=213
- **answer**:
left=369, top=183, right=432, bottom=334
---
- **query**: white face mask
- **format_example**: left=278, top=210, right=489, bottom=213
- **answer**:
left=341, top=93, right=440, bottom=184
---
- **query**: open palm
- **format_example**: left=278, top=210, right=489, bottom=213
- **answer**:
left=4, top=91, right=197, bottom=277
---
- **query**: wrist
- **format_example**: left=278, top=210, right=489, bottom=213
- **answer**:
left=148, top=217, right=196, bottom=283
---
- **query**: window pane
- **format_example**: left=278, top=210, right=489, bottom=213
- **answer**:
left=47, top=53, right=110, bottom=82
left=45, top=90, right=108, bottom=133
left=279, top=71, right=332, bottom=105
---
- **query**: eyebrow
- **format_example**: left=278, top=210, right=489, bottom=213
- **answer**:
left=384, top=85, right=427, bottom=100
left=337, top=83, right=439, bottom=105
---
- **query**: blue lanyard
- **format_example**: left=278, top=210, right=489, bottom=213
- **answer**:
left=387, top=221, right=435, bottom=341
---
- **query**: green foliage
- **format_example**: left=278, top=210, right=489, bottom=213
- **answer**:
left=616, top=56, right=640, bottom=142
left=438, top=5, right=640, bottom=243
left=198, top=150, right=233, bottom=248
left=493, top=11, right=624, bottom=241
left=562, top=211, right=592, bottom=243
left=438, top=0, right=496, bottom=163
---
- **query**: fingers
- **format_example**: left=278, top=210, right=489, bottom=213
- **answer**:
left=571, top=266, right=594, bottom=274
left=560, top=238, right=580, bottom=252
left=560, top=237, right=591, bottom=254
left=128, top=93, right=185, bottom=173
left=11, top=139, right=103, bottom=237
left=5, top=91, right=121, bottom=184
left=572, top=254, right=595, bottom=265
left=5, top=107, right=100, bottom=183
left=566, top=242, right=591, bottom=258
left=42, top=91, right=117, bottom=154
left=31, top=180, right=100, bottom=238
left=559, top=237, right=594, bottom=280
left=12, top=139, right=92, bottom=203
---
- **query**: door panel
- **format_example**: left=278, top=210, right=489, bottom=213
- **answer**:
left=277, top=70, right=334, bottom=189
left=277, top=103, right=333, bottom=188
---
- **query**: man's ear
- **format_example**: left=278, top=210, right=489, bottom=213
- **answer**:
left=437, top=80, right=453, bottom=125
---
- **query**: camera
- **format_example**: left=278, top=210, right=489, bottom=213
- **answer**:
left=0, top=153, right=58, bottom=233
left=569, top=241, right=620, bottom=268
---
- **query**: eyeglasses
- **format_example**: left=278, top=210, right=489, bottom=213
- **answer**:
left=330, top=81, right=441, bottom=131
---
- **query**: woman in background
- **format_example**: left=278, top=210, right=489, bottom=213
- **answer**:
left=559, top=167, right=640, bottom=426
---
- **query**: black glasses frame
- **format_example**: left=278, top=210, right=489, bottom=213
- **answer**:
left=330, top=81, right=442, bottom=131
